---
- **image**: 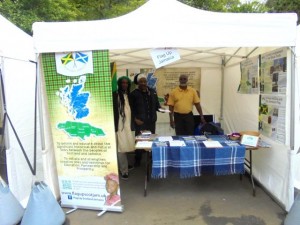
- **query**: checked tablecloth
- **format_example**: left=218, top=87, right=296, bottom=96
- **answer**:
left=151, top=136, right=245, bottom=178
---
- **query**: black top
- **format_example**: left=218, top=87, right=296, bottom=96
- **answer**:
left=130, top=87, right=161, bottom=124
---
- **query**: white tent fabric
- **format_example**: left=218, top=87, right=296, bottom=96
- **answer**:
left=32, top=0, right=299, bottom=210
left=32, top=0, right=297, bottom=53
left=294, top=26, right=300, bottom=190
left=0, top=14, right=43, bottom=205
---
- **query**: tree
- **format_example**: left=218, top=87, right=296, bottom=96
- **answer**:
left=68, top=0, right=145, bottom=20
left=0, top=0, right=82, bottom=34
left=266, top=0, right=300, bottom=24
left=0, top=0, right=146, bottom=34
left=181, top=0, right=268, bottom=12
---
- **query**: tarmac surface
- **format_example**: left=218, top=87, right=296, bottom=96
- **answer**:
left=64, top=154, right=286, bottom=225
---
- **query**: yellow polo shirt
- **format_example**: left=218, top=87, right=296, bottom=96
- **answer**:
left=167, top=86, right=200, bottom=114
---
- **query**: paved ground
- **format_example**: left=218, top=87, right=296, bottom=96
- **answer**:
left=64, top=156, right=286, bottom=225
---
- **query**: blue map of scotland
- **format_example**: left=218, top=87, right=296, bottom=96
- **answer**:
left=58, top=76, right=90, bottom=119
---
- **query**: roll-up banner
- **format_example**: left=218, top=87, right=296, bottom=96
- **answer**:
left=41, top=50, right=122, bottom=212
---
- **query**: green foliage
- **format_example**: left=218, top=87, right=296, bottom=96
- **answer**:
left=0, top=0, right=82, bottom=34
left=266, top=0, right=300, bottom=24
left=182, top=0, right=268, bottom=12
left=69, top=0, right=146, bottom=20
left=1, top=0, right=298, bottom=35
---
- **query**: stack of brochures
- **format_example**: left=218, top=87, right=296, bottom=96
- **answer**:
left=141, top=130, right=152, bottom=135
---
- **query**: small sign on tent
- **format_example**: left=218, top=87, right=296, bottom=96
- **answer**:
left=150, top=48, right=180, bottom=68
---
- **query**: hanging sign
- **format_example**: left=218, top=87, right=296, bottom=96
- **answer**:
left=150, top=48, right=180, bottom=68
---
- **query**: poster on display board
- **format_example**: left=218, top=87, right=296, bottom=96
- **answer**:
left=238, top=56, right=259, bottom=94
left=41, top=50, right=122, bottom=211
left=260, top=48, right=287, bottom=94
left=259, top=95, right=286, bottom=143
left=154, top=68, right=201, bottom=105
left=125, top=68, right=201, bottom=104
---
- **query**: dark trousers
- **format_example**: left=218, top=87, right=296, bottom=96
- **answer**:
left=135, top=121, right=156, bottom=166
left=174, top=112, right=195, bottom=135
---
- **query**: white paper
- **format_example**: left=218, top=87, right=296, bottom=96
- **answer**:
left=158, top=136, right=173, bottom=142
left=203, top=141, right=223, bottom=148
left=135, top=141, right=153, bottom=149
left=169, top=140, right=186, bottom=147
left=159, top=108, right=171, bottom=113
left=150, top=48, right=181, bottom=69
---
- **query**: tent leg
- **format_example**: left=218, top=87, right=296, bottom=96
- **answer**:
left=244, top=150, right=256, bottom=196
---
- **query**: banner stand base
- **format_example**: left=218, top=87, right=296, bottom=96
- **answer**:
left=97, top=204, right=124, bottom=217
left=65, top=208, right=77, bottom=215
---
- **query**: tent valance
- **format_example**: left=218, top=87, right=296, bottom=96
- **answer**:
left=32, top=0, right=298, bottom=54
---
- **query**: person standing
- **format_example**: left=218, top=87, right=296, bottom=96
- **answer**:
left=168, top=74, right=206, bottom=135
left=113, top=76, right=135, bottom=180
left=130, top=73, right=163, bottom=166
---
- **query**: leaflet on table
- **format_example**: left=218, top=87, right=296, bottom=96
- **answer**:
left=203, top=141, right=223, bottom=148
left=158, top=136, right=173, bottom=142
left=155, top=142, right=168, bottom=147
left=169, top=140, right=186, bottom=147
left=135, top=141, right=153, bottom=149
left=182, top=136, right=196, bottom=141
left=194, top=135, right=208, bottom=141
left=136, top=134, right=151, bottom=140
left=140, top=130, right=152, bottom=135
left=224, top=141, right=241, bottom=147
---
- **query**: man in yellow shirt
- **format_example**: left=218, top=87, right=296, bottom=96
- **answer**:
left=167, top=74, right=205, bottom=135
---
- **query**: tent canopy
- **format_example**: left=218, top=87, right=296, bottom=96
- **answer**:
left=32, top=0, right=298, bottom=69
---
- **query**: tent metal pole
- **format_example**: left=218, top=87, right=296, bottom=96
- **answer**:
left=220, top=56, right=225, bottom=123
left=36, top=54, right=46, bottom=150
left=290, top=47, right=295, bottom=150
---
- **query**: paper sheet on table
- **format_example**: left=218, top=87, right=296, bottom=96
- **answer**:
left=203, top=141, right=223, bottom=148
left=169, top=140, right=186, bottom=147
left=158, top=136, right=173, bottom=142
left=135, top=141, right=153, bottom=149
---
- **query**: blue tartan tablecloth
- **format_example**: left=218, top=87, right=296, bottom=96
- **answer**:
left=151, top=136, right=245, bottom=178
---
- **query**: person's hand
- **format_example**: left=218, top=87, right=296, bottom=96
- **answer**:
left=170, top=120, right=175, bottom=129
left=135, top=118, right=144, bottom=126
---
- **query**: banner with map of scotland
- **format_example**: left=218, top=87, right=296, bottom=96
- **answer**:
left=41, top=50, right=122, bottom=212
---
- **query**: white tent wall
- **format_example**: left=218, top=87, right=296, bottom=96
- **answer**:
left=0, top=14, right=43, bottom=205
left=294, top=25, right=300, bottom=191
left=222, top=47, right=297, bottom=210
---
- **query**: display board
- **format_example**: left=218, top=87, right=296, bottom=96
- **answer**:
left=259, top=48, right=287, bottom=143
left=41, top=50, right=122, bottom=211
left=154, top=68, right=201, bottom=103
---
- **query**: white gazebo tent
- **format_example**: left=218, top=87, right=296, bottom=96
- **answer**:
left=32, top=0, right=299, bottom=210
left=0, top=14, right=43, bottom=206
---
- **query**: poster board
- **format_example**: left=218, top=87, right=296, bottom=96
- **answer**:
left=154, top=68, right=201, bottom=103
left=259, top=48, right=287, bottom=143
left=41, top=50, right=122, bottom=211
